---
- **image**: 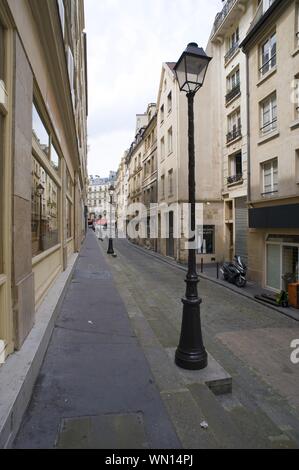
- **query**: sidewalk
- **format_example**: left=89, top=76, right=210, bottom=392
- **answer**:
left=128, top=241, right=299, bottom=322
left=12, top=231, right=180, bottom=449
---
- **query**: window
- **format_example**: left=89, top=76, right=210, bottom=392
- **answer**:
left=262, top=158, right=278, bottom=195
left=260, top=93, right=277, bottom=134
left=0, top=20, right=4, bottom=272
left=67, top=46, right=75, bottom=104
left=225, top=26, right=239, bottom=62
left=227, top=109, right=241, bottom=143
left=66, top=198, right=72, bottom=239
left=57, top=0, right=65, bottom=37
left=260, top=32, right=276, bottom=76
left=31, top=156, right=59, bottom=257
left=32, top=103, right=50, bottom=156
left=226, top=67, right=240, bottom=103
left=168, top=127, right=173, bottom=154
left=161, top=175, right=165, bottom=198
left=197, top=226, right=215, bottom=254
left=294, top=74, right=299, bottom=119
left=167, top=92, right=172, bottom=113
left=228, top=152, right=243, bottom=184
left=168, top=169, right=173, bottom=196
left=0, top=20, right=4, bottom=82
left=160, top=137, right=165, bottom=161
left=160, top=104, right=164, bottom=124
left=50, top=143, right=60, bottom=172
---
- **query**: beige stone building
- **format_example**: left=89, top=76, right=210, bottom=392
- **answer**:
left=0, top=0, right=88, bottom=362
left=241, top=0, right=299, bottom=290
left=87, top=172, right=116, bottom=220
left=115, top=153, right=129, bottom=236
left=156, top=62, right=224, bottom=264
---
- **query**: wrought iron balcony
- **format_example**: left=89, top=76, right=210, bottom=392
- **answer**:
left=225, top=83, right=240, bottom=104
left=213, top=0, right=238, bottom=36
left=225, top=41, right=240, bottom=64
left=227, top=173, right=243, bottom=185
left=227, top=125, right=242, bottom=143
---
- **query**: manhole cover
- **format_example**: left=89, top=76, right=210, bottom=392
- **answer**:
left=56, top=413, right=148, bottom=449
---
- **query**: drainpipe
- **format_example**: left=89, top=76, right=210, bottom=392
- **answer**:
left=245, top=51, right=251, bottom=204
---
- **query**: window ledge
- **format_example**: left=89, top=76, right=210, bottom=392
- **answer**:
left=227, top=179, right=244, bottom=188
left=226, top=135, right=242, bottom=146
left=292, top=47, right=299, bottom=58
left=257, top=67, right=277, bottom=87
left=225, top=92, right=241, bottom=108
left=32, top=243, right=61, bottom=267
left=258, top=130, right=280, bottom=145
left=224, top=48, right=240, bottom=68
left=290, top=119, right=299, bottom=130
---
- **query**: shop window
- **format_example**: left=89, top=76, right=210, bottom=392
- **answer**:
left=197, top=225, right=215, bottom=254
left=32, top=103, right=50, bottom=156
left=66, top=198, right=72, bottom=239
left=266, top=244, right=281, bottom=290
left=50, top=143, right=60, bottom=172
left=31, top=156, right=59, bottom=257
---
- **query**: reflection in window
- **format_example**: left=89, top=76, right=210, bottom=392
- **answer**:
left=197, top=225, right=215, bottom=254
left=66, top=198, right=72, bottom=239
left=32, top=104, right=50, bottom=156
left=0, top=114, right=3, bottom=271
left=32, top=156, right=59, bottom=257
left=50, top=143, right=60, bottom=172
left=0, top=20, right=4, bottom=81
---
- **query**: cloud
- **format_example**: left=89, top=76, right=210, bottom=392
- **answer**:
left=85, top=0, right=222, bottom=176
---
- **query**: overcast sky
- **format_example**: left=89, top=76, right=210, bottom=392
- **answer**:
left=85, top=0, right=223, bottom=178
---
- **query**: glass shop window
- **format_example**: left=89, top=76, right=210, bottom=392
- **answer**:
left=32, top=104, right=50, bottom=156
left=197, top=225, right=215, bottom=254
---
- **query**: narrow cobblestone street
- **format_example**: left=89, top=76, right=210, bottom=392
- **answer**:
left=104, top=236, right=299, bottom=448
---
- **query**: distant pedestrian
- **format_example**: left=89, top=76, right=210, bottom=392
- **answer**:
left=95, top=220, right=103, bottom=241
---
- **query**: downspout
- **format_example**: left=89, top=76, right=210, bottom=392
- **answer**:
left=245, top=49, right=251, bottom=205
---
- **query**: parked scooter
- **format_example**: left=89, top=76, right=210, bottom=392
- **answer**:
left=220, top=256, right=247, bottom=288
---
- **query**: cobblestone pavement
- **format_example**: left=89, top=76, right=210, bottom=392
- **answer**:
left=102, top=237, right=299, bottom=449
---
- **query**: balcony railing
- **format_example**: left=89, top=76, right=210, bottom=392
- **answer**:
left=260, top=117, right=277, bottom=135
left=227, top=125, right=242, bottom=143
left=259, top=54, right=276, bottom=76
left=226, top=83, right=240, bottom=104
left=225, top=41, right=239, bottom=64
left=213, top=0, right=238, bottom=36
left=227, top=173, right=243, bottom=185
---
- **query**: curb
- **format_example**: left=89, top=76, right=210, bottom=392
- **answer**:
left=125, top=240, right=299, bottom=323
left=0, top=253, right=79, bottom=449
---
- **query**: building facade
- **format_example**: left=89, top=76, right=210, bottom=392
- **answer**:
left=115, top=153, right=129, bottom=237
left=241, top=0, right=299, bottom=290
left=0, top=0, right=88, bottom=362
left=87, top=172, right=116, bottom=220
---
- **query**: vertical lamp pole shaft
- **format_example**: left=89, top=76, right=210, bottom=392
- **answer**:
left=175, top=91, right=208, bottom=370
left=39, top=194, right=43, bottom=252
left=107, top=193, right=114, bottom=254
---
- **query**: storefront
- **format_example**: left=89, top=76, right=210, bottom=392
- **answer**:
left=266, top=235, right=299, bottom=291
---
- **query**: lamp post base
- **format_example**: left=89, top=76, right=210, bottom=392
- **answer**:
left=175, top=297, right=208, bottom=370
left=107, top=238, right=114, bottom=255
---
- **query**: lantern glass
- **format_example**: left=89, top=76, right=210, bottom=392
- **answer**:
left=175, top=43, right=211, bottom=94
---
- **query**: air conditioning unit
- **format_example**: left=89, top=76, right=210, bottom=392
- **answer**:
left=0, top=80, right=8, bottom=115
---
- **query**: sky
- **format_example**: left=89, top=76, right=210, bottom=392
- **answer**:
left=85, top=0, right=223, bottom=178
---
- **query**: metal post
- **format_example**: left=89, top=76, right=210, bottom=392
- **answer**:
left=107, top=194, right=114, bottom=254
left=175, top=92, right=208, bottom=370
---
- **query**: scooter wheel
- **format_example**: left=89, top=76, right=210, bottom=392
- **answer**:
left=236, top=277, right=246, bottom=288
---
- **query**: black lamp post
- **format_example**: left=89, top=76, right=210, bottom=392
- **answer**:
left=36, top=183, right=45, bottom=253
left=174, top=43, right=211, bottom=370
left=107, top=184, right=115, bottom=255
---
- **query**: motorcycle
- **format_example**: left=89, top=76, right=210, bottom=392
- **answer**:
left=220, top=256, right=247, bottom=288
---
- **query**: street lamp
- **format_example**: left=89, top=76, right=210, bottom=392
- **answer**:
left=107, top=184, right=115, bottom=255
left=174, top=43, right=211, bottom=370
left=36, top=183, right=45, bottom=253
